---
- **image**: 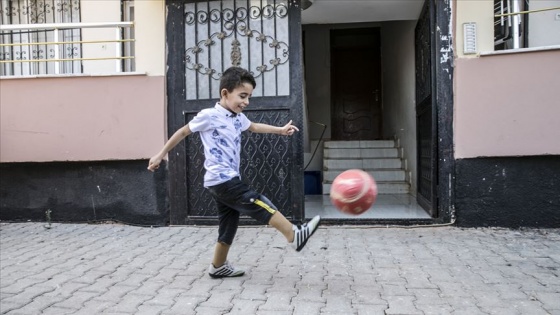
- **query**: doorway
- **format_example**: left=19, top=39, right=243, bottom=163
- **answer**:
left=301, top=0, right=454, bottom=224
left=302, top=22, right=431, bottom=222
left=331, top=28, right=382, bottom=140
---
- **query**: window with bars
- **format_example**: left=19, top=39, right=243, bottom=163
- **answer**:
left=494, top=0, right=560, bottom=50
left=0, top=0, right=82, bottom=76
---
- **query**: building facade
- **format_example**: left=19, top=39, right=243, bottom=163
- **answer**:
left=1, top=0, right=558, bottom=227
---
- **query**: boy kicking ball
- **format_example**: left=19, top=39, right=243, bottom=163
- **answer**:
left=148, top=66, right=321, bottom=278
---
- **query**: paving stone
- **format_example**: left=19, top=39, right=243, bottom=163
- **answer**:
left=1, top=223, right=559, bottom=315
left=39, top=306, right=77, bottom=315
left=353, top=303, right=389, bottom=315
left=321, top=295, right=354, bottom=314
left=198, top=290, right=236, bottom=309
left=164, top=294, right=206, bottom=314
left=414, top=303, right=454, bottom=315
left=259, top=291, right=296, bottom=311
left=69, top=298, right=114, bottom=315
left=136, top=303, right=172, bottom=315
left=228, top=299, right=265, bottom=315
left=142, top=288, right=184, bottom=306
left=384, top=295, right=423, bottom=315
left=101, top=293, right=152, bottom=313
left=293, top=284, right=327, bottom=303
left=51, top=291, right=99, bottom=309
left=533, top=291, right=560, bottom=310
left=292, top=301, right=324, bottom=315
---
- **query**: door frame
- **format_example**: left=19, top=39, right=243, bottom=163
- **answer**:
left=165, top=0, right=306, bottom=225
left=416, top=0, right=454, bottom=223
left=433, top=0, right=454, bottom=224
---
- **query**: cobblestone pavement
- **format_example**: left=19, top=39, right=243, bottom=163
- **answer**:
left=1, top=222, right=559, bottom=315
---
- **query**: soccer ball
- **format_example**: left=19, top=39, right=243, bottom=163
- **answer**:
left=330, top=169, right=378, bottom=215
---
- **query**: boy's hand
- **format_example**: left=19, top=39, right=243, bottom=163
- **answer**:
left=148, top=155, right=163, bottom=172
left=281, top=120, right=299, bottom=136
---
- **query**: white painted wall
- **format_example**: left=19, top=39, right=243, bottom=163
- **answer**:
left=79, top=0, right=166, bottom=76
left=455, top=0, right=494, bottom=57
left=134, top=0, right=166, bottom=76
left=528, top=0, right=560, bottom=47
left=380, top=20, right=417, bottom=195
left=80, top=1, right=121, bottom=74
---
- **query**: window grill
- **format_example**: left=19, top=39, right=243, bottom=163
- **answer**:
left=0, top=0, right=82, bottom=75
left=0, top=0, right=136, bottom=76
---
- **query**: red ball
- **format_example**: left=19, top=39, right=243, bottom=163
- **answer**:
left=330, top=169, right=378, bottom=215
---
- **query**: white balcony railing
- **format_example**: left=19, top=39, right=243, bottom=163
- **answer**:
left=0, top=22, right=134, bottom=77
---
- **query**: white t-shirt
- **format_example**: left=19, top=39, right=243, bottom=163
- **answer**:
left=188, top=103, right=252, bottom=187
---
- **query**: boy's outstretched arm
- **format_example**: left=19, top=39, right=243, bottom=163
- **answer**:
left=248, top=119, right=299, bottom=136
left=147, top=124, right=192, bottom=172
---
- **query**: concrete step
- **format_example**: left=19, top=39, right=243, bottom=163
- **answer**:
left=324, top=140, right=396, bottom=149
left=324, top=148, right=399, bottom=159
left=323, top=181, right=410, bottom=195
left=324, top=158, right=403, bottom=170
left=324, top=169, right=406, bottom=182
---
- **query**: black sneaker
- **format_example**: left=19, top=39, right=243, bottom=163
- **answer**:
left=208, top=261, right=245, bottom=278
left=292, top=215, right=321, bottom=252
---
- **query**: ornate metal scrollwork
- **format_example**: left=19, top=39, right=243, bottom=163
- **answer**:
left=14, top=50, right=27, bottom=60
left=184, top=2, right=289, bottom=80
left=1, top=0, right=81, bottom=76
left=185, top=110, right=293, bottom=218
left=230, top=39, right=241, bottom=66
left=31, top=49, right=45, bottom=59
left=0, top=0, right=80, bottom=24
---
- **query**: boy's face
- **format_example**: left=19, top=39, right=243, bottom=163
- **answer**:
left=220, top=82, right=254, bottom=114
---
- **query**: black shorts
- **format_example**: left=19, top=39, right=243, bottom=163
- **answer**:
left=206, top=177, right=277, bottom=245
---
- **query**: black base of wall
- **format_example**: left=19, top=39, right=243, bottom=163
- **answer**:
left=455, top=155, right=560, bottom=228
left=0, top=160, right=169, bottom=226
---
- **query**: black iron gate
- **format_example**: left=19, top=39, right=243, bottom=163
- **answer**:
left=414, top=0, right=455, bottom=221
left=166, top=0, right=305, bottom=225
left=415, top=0, right=438, bottom=216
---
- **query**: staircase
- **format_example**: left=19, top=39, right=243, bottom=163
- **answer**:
left=322, top=140, right=410, bottom=195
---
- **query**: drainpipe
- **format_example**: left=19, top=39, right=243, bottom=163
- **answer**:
left=511, top=0, right=521, bottom=49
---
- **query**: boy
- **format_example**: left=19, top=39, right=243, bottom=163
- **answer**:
left=148, top=66, right=321, bottom=278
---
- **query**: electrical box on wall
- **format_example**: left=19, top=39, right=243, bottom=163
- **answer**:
left=463, top=22, right=477, bottom=54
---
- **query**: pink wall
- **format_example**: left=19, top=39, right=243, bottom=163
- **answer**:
left=1, top=75, right=166, bottom=162
left=455, top=49, right=560, bottom=159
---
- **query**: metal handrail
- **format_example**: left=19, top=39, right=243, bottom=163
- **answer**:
left=494, top=6, right=560, bottom=18
left=0, top=22, right=133, bottom=31
left=0, top=57, right=134, bottom=64
left=0, top=39, right=135, bottom=47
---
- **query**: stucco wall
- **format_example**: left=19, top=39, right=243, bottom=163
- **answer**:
left=455, top=0, right=494, bottom=58
left=454, top=48, right=560, bottom=158
left=135, top=0, right=166, bottom=76
left=303, top=24, right=333, bottom=141
left=0, top=0, right=167, bottom=163
left=0, top=75, right=165, bottom=162
left=80, top=1, right=122, bottom=74
left=528, top=0, right=560, bottom=48
left=380, top=20, right=417, bottom=194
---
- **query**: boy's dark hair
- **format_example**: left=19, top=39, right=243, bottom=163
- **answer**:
left=220, top=67, right=257, bottom=92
